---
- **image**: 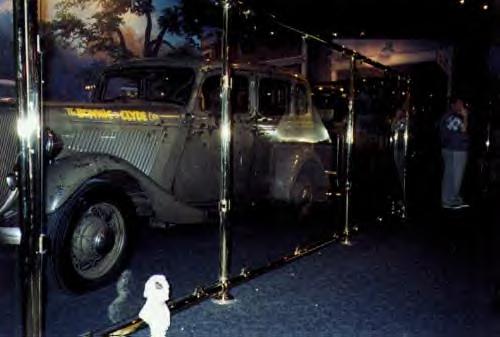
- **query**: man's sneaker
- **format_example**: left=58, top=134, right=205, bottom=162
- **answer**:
left=442, top=203, right=470, bottom=210
left=452, top=203, right=470, bottom=210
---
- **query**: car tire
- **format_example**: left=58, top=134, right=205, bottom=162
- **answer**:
left=47, top=181, right=135, bottom=293
left=290, top=163, right=331, bottom=225
left=290, top=170, right=320, bottom=225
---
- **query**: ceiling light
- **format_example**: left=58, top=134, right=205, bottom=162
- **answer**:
left=482, top=3, right=488, bottom=10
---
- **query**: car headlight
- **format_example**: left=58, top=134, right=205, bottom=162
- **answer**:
left=44, top=128, right=63, bottom=161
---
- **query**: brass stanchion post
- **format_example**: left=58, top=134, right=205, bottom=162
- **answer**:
left=401, top=78, right=412, bottom=219
left=14, top=0, right=45, bottom=335
left=342, top=55, right=356, bottom=246
left=213, top=0, right=235, bottom=305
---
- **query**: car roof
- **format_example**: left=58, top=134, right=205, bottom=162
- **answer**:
left=104, top=57, right=308, bottom=82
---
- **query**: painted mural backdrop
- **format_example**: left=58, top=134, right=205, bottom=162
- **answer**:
left=0, top=1, right=14, bottom=80
left=0, top=0, right=218, bottom=100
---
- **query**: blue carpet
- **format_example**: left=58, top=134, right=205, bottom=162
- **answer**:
left=131, top=233, right=500, bottom=337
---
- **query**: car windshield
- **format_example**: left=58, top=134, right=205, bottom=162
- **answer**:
left=102, top=67, right=195, bottom=105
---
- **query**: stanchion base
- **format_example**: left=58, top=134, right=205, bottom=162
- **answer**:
left=341, top=237, right=353, bottom=246
left=340, top=230, right=354, bottom=246
left=211, top=291, right=236, bottom=305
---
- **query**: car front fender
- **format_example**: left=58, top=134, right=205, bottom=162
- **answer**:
left=46, top=152, right=206, bottom=224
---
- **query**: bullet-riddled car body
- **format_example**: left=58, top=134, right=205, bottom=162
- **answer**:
left=0, top=58, right=333, bottom=291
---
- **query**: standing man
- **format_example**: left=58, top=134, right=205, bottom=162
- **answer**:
left=440, top=96, right=470, bottom=209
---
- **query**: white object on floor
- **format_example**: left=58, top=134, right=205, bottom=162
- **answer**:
left=139, top=274, right=171, bottom=337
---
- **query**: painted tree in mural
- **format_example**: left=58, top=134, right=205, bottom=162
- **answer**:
left=49, top=0, right=218, bottom=60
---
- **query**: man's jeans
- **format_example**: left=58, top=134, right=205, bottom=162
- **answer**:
left=441, top=149, right=468, bottom=206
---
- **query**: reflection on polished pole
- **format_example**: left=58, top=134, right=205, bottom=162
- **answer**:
left=213, top=0, right=234, bottom=304
left=342, top=55, right=356, bottom=246
left=402, top=78, right=412, bottom=218
left=13, top=0, right=45, bottom=335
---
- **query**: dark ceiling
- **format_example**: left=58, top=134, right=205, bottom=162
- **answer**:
left=237, top=0, right=499, bottom=99
left=244, top=0, right=498, bottom=42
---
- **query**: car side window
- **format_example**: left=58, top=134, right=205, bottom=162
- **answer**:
left=145, top=68, right=195, bottom=105
left=104, top=76, right=140, bottom=101
left=201, top=75, right=249, bottom=115
left=201, top=75, right=220, bottom=115
left=295, top=83, right=308, bottom=115
left=231, top=76, right=249, bottom=114
left=259, top=78, right=290, bottom=116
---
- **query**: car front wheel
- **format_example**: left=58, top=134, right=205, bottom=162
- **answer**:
left=48, top=183, right=134, bottom=292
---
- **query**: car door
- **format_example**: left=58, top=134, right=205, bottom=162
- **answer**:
left=173, top=71, right=254, bottom=205
left=231, top=72, right=255, bottom=200
left=251, top=76, right=292, bottom=195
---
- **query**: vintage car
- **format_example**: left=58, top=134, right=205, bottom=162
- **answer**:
left=0, top=58, right=333, bottom=291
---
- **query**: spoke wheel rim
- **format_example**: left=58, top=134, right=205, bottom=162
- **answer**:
left=71, top=202, right=126, bottom=280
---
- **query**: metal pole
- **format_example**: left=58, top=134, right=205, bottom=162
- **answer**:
left=14, top=0, right=44, bottom=335
left=335, top=133, right=341, bottom=188
left=342, top=55, right=355, bottom=245
left=213, top=0, right=234, bottom=304
left=301, top=36, right=308, bottom=78
left=401, top=78, right=411, bottom=219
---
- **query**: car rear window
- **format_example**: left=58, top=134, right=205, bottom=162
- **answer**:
left=295, top=83, right=308, bottom=115
left=259, top=78, right=290, bottom=117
